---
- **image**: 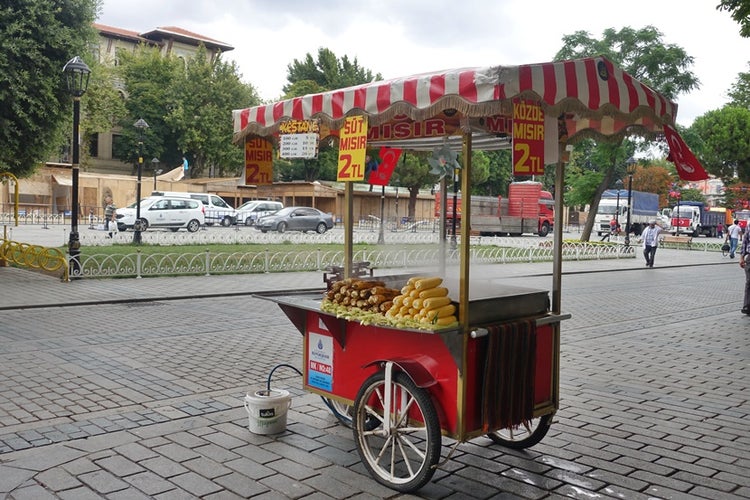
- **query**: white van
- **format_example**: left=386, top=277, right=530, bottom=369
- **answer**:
left=151, top=191, right=235, bottom=227
left=234, top=200, right=283, bottom=226
left=116, top=196, right=205, bottom=232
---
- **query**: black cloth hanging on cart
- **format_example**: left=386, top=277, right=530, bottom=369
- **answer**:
left=481, top=319, right=537, bottom=431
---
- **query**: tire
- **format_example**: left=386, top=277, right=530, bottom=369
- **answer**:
left=134, top=218, right=148, bottom=231
left=487, top=413, right=553, bottom=449
left=186, top=219, right=201, bottom=233
left=316, top=222, right=328, bottom=234
left=260, top=229, right=268, bottom=233
left=353, top=371, right=441, bottom=493
left=245, top=217, right=254, bottom=226
left=277, top=222, right=287, bottom=233
left=221, top=216, right=232, bottom=227
left=168, top=228, right=179, bottom=232
left=539, top=222, right=550, bottom=237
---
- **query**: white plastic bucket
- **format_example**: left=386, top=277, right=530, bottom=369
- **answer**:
left=244, top=389, right=292, bottom=435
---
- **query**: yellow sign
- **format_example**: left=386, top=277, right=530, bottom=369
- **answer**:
left=337, top=116, right=368, bottom=181
left=245, top=137, right=273, bottom=185
left=512, top=99, right=545, bottom=176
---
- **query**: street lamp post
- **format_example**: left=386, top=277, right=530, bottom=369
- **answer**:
left=614, top=179, right=624, bottom=231
left=151, top=158, right=161, bottom=191
left=624, top=157, right=636, bottom=247
left=63, top=56, right=91, bottom=278
left=133, top=118, right=149, bottom=244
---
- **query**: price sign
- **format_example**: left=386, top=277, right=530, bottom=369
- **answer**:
left=512, top=99, right=545, bottom=176
left=279, top=133, right=319, bottom=159
left=278, top=120, right=320, bottom=159
left=337, top=116, right=368, bottom=182
left=245, top=137, right=273, bottom=185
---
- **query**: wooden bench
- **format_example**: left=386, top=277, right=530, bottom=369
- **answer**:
left=323, top=261, right=373, bottom=289
left=659, top=234, right=693, bottom=249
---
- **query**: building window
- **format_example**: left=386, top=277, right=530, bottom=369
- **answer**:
left=89, top=133, right=99, bottom=158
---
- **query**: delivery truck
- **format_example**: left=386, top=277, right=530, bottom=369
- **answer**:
left=670, top=201, right=725, bottom=237
left=595, top=189, right=659, bottom=237
left=436, top=181, right=554, bottom=237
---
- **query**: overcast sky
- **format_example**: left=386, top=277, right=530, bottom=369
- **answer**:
left=97, top=0, right=750, bottom=127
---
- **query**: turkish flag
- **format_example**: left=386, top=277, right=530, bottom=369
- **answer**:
left=369, top=147, right=402, bottom=186
left=664, top=125, right=709, bottom=181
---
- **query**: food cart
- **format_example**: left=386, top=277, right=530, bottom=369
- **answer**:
left=233, top=56, right=678, bottom=492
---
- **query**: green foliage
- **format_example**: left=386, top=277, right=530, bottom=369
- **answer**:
left=717, top=0, right=750, bottom=37
left=675, top=187, right=706, bottom=203
left=283, top=48, right=382, bottom=96
left=690, top=106, right=750, bottom=182
left=554, top=26, right=699, bottom=100
left=0, top=0, right=99, bottom=177
left=554, top=26, right=697, bottom=240
left=113, top=45, right=259, bottom=177
left=727, top=64, right=750, bottom=108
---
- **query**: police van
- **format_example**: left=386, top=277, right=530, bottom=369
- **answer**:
left=151, top=191, right=235, bottom=227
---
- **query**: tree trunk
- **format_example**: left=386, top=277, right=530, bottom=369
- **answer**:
left=408, top=186, right=420, bottom=220
left=580, top=163, right=617, bottom=242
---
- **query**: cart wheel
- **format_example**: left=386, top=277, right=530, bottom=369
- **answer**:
left=353, top=371, right=441, bottom=493
left=321, top=397, right=379, bottom=430
left=487, top=413, right=553, bottom=449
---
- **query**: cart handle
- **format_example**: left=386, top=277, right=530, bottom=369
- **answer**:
left=470, top=313, right=571, bottom=338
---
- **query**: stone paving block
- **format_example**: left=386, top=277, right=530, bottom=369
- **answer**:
left=170, top=471, right=224, bottom=497
left=113, top=442, right=160, bottom=462
left=95, top=454, right=145, bottom=477
left=57, top=486, right=105, bottom=500
left=310, top=444, right=360, bottom=467
left=200, top=430, right=248, bottom=450
left=261, top=441, right=332, bottom=469
left=35, top=467, right=83, bottom=492
left=139, top=456, right=189, bottom=478
left=183, top=456, right=233, bottom=479
left=256, top=473, right=313, bottom=499
left=123, top=470, right=177, bottom=496
left=61, top=457, right=99, bottom=476
left=267, top=457, right=318, bottom=481
left=630, top=470, right=692, bottom=492
left=301, top=472, right=365, bottom=499
left=192, top=443, right=242, bottom=464
left=152, top=442, right=202, bottom=463
left=224, top=456, right=276, bottom=480
left=107, top=487, right=154, bottom=500
left=9, top=483, right=58, bottom=500
left=78, top=469, right=130, bottom=494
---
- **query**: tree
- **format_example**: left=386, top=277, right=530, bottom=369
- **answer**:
left=280, top=48, right=381, bottom=183
left=554, top=26, right=699, bottom=240
left=114, top=44, right=259, bottom=178
left=690, top=106, right=750, bottom=183
left=0, top=0, right=98, bottom=177
left=284, top=48, right=381, bottom=96
left=727, top=65, right=750, bottom=108
left=717, top=0, right=750, bottom=37
left=392, top=152, right=435, bottom=221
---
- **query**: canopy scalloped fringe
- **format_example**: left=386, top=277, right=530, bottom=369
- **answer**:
left=232, top=56, right=677, bottom=147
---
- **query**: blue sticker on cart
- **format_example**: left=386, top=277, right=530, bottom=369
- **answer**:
left=308, top=332, right=333, bottom=391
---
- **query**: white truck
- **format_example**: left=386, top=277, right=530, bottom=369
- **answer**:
left=595, top=189, right=659, bottom=237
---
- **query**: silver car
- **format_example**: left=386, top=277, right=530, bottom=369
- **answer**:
left=256, top=206, right=334, bottom=234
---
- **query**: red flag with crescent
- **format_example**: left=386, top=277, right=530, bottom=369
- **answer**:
left=664, top=125, right=709, bottom=181
left=369, top=147, right=402, bottom=186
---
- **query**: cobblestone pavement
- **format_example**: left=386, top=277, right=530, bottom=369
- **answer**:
left=0, top=248, right=748, bottom=499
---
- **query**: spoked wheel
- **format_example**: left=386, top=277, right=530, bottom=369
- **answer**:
left=487, top=413, right=553, bottom=449
left=353, top=370, right=441, bottom=493
left=321, top=397, right=379, bottom=430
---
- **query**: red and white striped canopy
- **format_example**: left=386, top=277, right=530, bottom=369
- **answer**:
left=232, top=56, right=677, bottom=149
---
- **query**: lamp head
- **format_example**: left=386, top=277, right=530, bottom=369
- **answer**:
left=63, top=56, right=91, bottom=97
left=134, top=118, right=149, bottom=130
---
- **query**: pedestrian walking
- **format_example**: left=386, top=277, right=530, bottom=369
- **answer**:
left=725, top=219, right=742, bottom=259
left=740, top=233, right=750, bottom=315
left=104, top=195, right=117, bottom=238
left=717, top=222, right=724, bottom=239
left=641, top=219, right=662, bottom=268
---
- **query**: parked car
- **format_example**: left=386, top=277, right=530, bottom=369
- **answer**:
left=256, top=206, right=334, bottom=234
left=234, top=200, right=283, bottom=226
left=151, top=191, right=235, bottom=227
left=116, top=196, right=205, bottom=232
